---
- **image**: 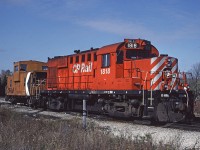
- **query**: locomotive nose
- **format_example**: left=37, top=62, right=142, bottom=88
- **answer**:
left=162, top=57, right=178, bottom=91
left=165, top=57, right=178, bottom=70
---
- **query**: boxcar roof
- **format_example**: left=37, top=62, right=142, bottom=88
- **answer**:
left=14, top=60, right=46, bottom=64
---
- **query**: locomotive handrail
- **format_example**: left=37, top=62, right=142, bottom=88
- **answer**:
left=30, top=79, right=46, bottom=98
left=47, top=74, right=94, bottom=90
left=143, top=71, right=149, bottom=105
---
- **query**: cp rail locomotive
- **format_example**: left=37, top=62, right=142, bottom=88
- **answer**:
left=6, top=39, right=194, bottom=122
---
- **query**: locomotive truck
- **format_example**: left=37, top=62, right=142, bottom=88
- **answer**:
left=6, top=39, right=194, bottom=122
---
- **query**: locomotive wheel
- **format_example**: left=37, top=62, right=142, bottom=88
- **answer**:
left=156, top=103, right=185, bottom=122
left=10, top=97, right=17, bottom=105
left=64, top=98, right=72, bottom=111
left=32, top=99, right=38, bottom=109
left=40, top=97, right=47, bottom=110
left=156, top=103, right=169, bottom=122
left=168, top=110, right=185, bottom=122
left=48, top=99, right=62, bottom=111
left=5, top=96, right=9, bottom=101
left=27, top=99, right=33, bottom=107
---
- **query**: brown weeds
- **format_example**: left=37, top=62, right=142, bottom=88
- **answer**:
left=194, top=100, right=200, bottom=114
left=0, top=108, right=180, bottom=150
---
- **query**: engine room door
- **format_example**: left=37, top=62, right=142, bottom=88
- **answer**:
left=48, top=67, right=57, bottom=88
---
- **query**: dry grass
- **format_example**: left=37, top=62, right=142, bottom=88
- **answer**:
left=194, top=100, right=200, bottom=114
left=0, top=108, right=180, bottom=150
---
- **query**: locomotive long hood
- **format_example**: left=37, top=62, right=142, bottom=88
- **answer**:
left=97, top=42, right=123, bottom=55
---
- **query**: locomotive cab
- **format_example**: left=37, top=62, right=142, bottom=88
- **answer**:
left=123, top=39, right=159, bottom=60
left=95, top=39, right=194, bottom=122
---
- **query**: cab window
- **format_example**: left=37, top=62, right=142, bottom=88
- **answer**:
left=76, top=56, right=79, bottom=63
left=20, top=64, right=27, bottom=71
left=81, top=55, right=85, bottom=62
left=94, top=53, right=97, bottom=61
left=102, top=54, right=110, bottom=68
left=126, top=50, right=150, bottom=59
left=116, top=50, right=123, bottom=64
left=87, top=53, right=91, bottom=61
left=42, top=66, right=48, bottom=71
left=70, top=57, right=73, bottom=64
left=14, top=66, right=18, bottom=72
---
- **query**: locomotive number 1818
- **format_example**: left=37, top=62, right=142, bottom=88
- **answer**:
left=101, top=68, right=110, bottom=75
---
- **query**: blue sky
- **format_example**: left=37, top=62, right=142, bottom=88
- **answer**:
left=0, top=0, right=200, bottom=71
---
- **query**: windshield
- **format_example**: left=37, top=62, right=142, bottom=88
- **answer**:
left=126, top=50, right=150, bottom=59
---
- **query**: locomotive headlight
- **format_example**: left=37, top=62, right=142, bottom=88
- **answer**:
left=164, top=84, right=168, bottom=90
left=166, top=72, right=171, bottom=78
left=167, top=58, right=172, bottom=67
left=172, top=74, right=176, bottom=78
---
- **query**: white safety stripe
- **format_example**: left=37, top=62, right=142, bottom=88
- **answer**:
left=25, top=72, right=31, bottom=96
left=151, top=56, right=167, bottom=90
left=172, top=59, right=178, bottom=90
left=171, top=61, right=178, bottom=73
left=173, top=84, right=178, bottom=90
left=150, top=56, right=180, bottom=91
left=154, top=83, right=161, bottom=90
left=151, top=57, right=157, bottom=64
left=151, top=57, right=166, bottom=74
left=152, top=72, right=162, bottom=85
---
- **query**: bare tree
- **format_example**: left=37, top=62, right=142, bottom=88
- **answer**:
left=0, top=70, right=12, bottom=96
left=189, top=62, right=200, bottom=99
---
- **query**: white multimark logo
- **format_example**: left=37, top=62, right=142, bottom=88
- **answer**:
left=72, top=62, right=93, bottom=73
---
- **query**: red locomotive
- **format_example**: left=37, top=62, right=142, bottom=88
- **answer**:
left=38, top=39, right=194, bottom=122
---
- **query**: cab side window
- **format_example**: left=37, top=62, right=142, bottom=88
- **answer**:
left=81, top=55, right=85, bottom=62
left=76, top=56, right=79, bottom=63
left=42, top=66, right=48, bottom=70
left=70, top=57, right=73, bottom=64
left=87, top=53, right=91, bottom=61
left=94, top=53, right=97, bottom=61
left=14, top=66, right=19, bottom=72
left=20, top=64, right=27, bottom=71
left=102, top=54, right=110, bottom=68
left=116, top=50, right=123, bottom=64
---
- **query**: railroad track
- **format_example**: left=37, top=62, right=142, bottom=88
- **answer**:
left=161, top=117, right=200, bottom=132
left=1, top=97, right=200, bottom=132
left=0, top=98, right=11, bottom=106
